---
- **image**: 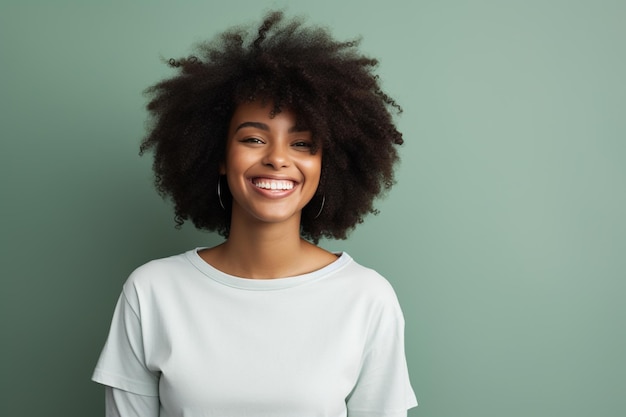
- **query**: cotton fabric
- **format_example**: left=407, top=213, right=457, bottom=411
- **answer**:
left=93, top=249, right=417, bottom=416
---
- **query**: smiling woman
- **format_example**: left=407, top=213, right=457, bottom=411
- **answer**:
left=222, top=101, right=321, bottom=229
left=92, top=10, right=417, bottom=417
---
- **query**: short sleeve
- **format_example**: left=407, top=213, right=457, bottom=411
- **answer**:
left=92, top=288, right=160, bottom=397
left=346, top=300, right=418, bottom=417
left=105, top=386, right=159, bottom=417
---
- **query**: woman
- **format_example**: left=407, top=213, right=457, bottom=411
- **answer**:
left=93, top=11, right=417, bottom=417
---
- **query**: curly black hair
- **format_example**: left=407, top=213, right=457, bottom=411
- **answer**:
left=140, top=10, right=403, bottom=243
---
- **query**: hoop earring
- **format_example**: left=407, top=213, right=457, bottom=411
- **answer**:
left=217, top=177, right=225, bottom=210
left=313, top=194, right=325, bottom=219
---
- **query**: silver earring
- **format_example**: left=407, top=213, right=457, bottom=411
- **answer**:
left=217, top=177, right=225, bottom=210
left=313, top=194, right=325, bottom=219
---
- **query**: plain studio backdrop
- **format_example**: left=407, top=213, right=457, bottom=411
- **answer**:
left=1, top=1, right=624, bottom=416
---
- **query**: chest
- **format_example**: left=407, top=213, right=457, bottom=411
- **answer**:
left=141, top=286, right=370, bottom=415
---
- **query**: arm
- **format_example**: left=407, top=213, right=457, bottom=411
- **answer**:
left=93, top=283, right=160, bottom=412
left=346, top=293, right=417, bottom=416
left=105, top=386, right=159, bottom=417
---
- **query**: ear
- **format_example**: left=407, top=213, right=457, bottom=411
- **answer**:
left=219, top=161, right=226, bottom=175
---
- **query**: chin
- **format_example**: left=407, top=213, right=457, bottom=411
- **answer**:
left=250, top=207, right=303, bottom=224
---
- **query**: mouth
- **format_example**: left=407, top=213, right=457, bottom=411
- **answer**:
left=252, top=178, right=296, bottom=191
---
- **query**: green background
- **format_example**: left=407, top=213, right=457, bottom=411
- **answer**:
left=1, top=1, right=624, bottom=416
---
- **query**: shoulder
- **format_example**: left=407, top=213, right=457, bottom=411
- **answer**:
left=121, top=250, right=198, bottom=297
left=332, top=253, right=402, bottom=311
left=337, top=253, right=395, bottom=289
left=331, top=255, right=407, bottom=343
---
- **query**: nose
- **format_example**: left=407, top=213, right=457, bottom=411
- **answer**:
left=262, top=143, right=290, bottom=169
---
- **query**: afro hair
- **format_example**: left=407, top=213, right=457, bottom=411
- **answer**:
left=140, top=10, right=403, bottom=243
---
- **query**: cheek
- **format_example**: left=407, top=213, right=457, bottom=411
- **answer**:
left=223, top=147, right=250, bottom=176
left=304, top=156, right=322, bottom=185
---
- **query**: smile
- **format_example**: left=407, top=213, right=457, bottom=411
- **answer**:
left=252, top=178, right=295, bottom=190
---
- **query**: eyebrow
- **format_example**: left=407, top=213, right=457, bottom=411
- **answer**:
left=234, top=122, right=309, bottom=133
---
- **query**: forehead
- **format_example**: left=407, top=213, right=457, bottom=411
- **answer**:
left=231, top=100, right=282, bottom=119
left=228, top=101, right=306, bottom=132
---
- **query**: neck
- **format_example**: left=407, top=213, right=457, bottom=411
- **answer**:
left=200, top=204, right=337, bottom=279
left=219, top=212, right=310, bottom=279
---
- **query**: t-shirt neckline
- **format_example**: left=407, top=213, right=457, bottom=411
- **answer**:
left=185, top=248, right=351, bottom=291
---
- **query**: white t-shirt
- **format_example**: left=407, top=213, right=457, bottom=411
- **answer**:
left=93, top=249, right=417, bottom=417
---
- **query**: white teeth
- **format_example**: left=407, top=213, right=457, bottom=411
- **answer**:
left=253, top=179, right=294, bottom=190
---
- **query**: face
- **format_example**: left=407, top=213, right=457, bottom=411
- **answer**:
left=221, top=101, right=322, bottom=227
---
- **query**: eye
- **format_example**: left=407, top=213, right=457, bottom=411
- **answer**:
left=240, top=137, right=265, bottom=144
left=292, top=140, right=313, bottom=150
